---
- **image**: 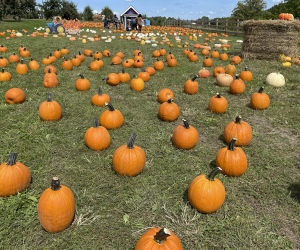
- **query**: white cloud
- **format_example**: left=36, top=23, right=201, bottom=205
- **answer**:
left=156, top=8, right=167, bottom=13
left=181, top=12, right=184, bottom=14
left=207, top=15, right=210, bottom=18
left=92, top=10, right=100, bottom=14
left=190, top=12, right=193, bottom=13
left=209, top=11, right=216, bottom=14
left=125, top=0, right=132, bottom=2
left=220, top=9, right=223, bottom=11
left=114, top=12, right=119, bottom=15
left=272, top=0, right=281, bottom=2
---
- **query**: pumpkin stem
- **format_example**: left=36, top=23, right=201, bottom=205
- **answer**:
left=86, top=64, right=90, bottom=68
left=98, top=86, right=102, bottom=95
left=23, top=48, right=27, bottom=51
left=127, top=132, right=137, bottom=149
left=51, top=177, right=61, bottom=191
left=182, top=119, right=190, bottom=129
left=102, top=77, right=109, bottom=81
left=216, top=93, right=221, bottom=98
left=93, top=117, right=99, bottom=128
left=6, top=153, right=17, bottom=166
left=235, top=74, right=239, bottom=79
left=167, top=98, right=173, bottom=103
left=141, top=68, right=146, bottom=72
left=46, top=92, right=52, bottom=102
left=244, top=67, right=248, bottom=71
left=78, top=51, right=81, bottom=55
left=228, top=138, right=237, bottom=151
left=63, top=57, right=68, bottom=61
left=156, top=58, right=159, bottom=61
left=105, top=102, right=115, bottom=111
left=20, top=59, right=24, bottom=64
left=206, top=167, right=222, bottom=181
left=192, top=75, right=198, bottom=81
left=30, top=58, right=33, bottom=62
left=74, top=54, right=77, bottom=59
left=122, top=68, right=125, bottom=74
left=258, top=87, right=264, bottom=93
left=78, top=73, right=84, bottom=79
left=154, top=228, right=171, bottom=243
left=47, top=68, right=51, bottom=73
left=1, top=68, right=4, bottom=73
left=13, top=52, right=15, bottom=55
left=49, top=53, right=52, bottom=57
left=0, top=56, right=2, bottom=59
left=57, top=48, right=60, bottom=51
left=235, top=115, right=242, bottom=124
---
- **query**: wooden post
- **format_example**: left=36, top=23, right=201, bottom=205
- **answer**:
left=208, top=19, right=210, bottom=31
left=237, top=19, right=239, bottom=33
left=216, top=19, right=218, bottom=30
left=225, top=19, right=228, bottom=34
left=201, top=19, right=203, bottom=27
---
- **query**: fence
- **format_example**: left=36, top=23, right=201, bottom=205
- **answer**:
left=162, top=19, right=243, bottom=35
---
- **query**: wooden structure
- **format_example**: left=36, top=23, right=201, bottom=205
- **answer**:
left=120, top=5, right=140, bottom=29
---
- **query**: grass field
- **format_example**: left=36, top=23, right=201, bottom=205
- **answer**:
left=0, top=19, right=300, bottom=249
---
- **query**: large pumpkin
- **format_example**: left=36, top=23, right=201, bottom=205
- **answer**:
left=250, top=86, right=270, bottom=110
left=208, top=93, right=227, bottom=114
left=266, top=72, right=285, bottom=87
left=158, top=88, right=174, bottom=103
left=85, top=118, right=110, bottom=151
left=135, top=228, right=183, bottom=250
left=75, top=74, right=90, bottom=91
left=91, top=87, right=110, bottom=106
left=184, top=76, right=198, bottom=95
left=38, top=177, right=75, bottom=233
left=223, top=116, right=252, bottom=146
left=215, top=138, right=247, bottom=177
left=5, top=88, right=25, bottom=104
left=172, top=119, right=198, bottom=150
left=112, top=133, right=146, bottom=176
left=0, top=153, right=31, bottom=197
left=188, top=167, right=225, bottom=213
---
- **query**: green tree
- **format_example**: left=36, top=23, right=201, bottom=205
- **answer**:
left=101, top=6, right=113, bottom=21
left=83, top=5, right=93, bottom=21
left=61, top=0, right=79, bottom=19
left=268, top=0, right=300, bottom=19
left=1, top=0, right=37, bottom=21
left=231, top=0, right=267, bottom=20
left=41, top=0, right=62, bottom=20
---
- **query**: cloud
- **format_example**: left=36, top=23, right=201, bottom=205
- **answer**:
left=125, top=0, right=132, bottom=1
left=92, top=10, right=100, bottom=14
left=190, top=12, right=193, bottom=13
left=156, top=8, right=167, bottom=13
left=207, top=15, right=210, bottom=18
left=272, top=0, right=281, bottom=2
left=220, top=9, right=223, bottom=11
left=113, top=12, right=120, bottom=15
left=174, top=2, right=191, bottom=7
left=209, top=11, right=216, bottom=14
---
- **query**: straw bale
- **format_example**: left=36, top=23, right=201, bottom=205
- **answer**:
left=240, top=20, right=300, bottom=60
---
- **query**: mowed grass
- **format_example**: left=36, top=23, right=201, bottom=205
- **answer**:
left=0, top=20, right=300, bottom=249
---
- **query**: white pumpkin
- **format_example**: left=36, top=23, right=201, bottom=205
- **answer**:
left=221, top=39, right=228, bottom=44
left=216, top=73, right=234, bottom=87
left=266, top=72, right=285, bottom=87
left=16, top=32, right=23, bottom=37
left=214, top=44, right=221, bottom=48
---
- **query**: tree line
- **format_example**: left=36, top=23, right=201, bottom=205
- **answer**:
left=0, top=0, right=299, bottom=22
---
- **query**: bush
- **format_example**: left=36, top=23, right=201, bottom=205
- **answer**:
left=83, top=5, right=93, bottom=21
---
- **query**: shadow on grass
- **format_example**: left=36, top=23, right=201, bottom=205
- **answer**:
left=182, top=188, right=189, bottom=203
left=288, top=183, right=300, bottom=203
left=218, top=133, right=227, bottom=145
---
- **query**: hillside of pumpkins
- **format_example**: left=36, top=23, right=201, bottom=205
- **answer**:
left=0, top=20, right=300, bottom=249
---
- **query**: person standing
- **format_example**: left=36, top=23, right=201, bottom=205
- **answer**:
left=113, top=15, right=118, bottom=29
left=136, top=14, right=142, bottom=32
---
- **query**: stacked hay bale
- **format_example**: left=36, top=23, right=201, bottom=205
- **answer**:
left=93, top=15, right=102, bottom=23
left=240, top=20, right=300, bottom=60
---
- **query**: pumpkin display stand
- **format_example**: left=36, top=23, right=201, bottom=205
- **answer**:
left=241, top=20, right=300, bottom=60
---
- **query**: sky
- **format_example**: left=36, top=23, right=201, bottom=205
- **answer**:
left=36, top=0, right=284, bottom=19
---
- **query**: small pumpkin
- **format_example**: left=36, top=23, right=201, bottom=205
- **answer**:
left=203, top=57, right=213, bottom=67
left=103, top=73, right=120, bottom=86
left=122, top=59, right=133, bottom=68
left=8, top=53, right=20, bottom=63
left=87, top=61, right=101, bottom=71
left=116, top=52, right=125, bottom=59
left=44, top=65, right=56, bottom=74
left=223, top=115, right=252, bottom=146
left=250, top=86, right=270, bottom=110
left=211, top=50, right=219, bottom=58
left=158, top=98, right=180, bottom=122
left=0, top=153, right=31, bottom=197
left=85, top=118, right=110, bottom=151
left=5, top=88, right=25, bottom=104
left=168, top=56, right=177, bottom=67
left=133, top=59, right=144, bottom=68
left=48, top=53, right=56, bottom=63
left=29, top=58, right=40, bottom=70
left=239, top=67, right=252, bottom=81
left=39, top=93, right=62, bottom=121
left=75, top=74, right=90, bottom=91
left=111, top=55, right=122, bottom=65
left=172, top=119, right=199, bottom=150
left=99, top=102, right=124, bottom=130
left=225, top=63, right=236, bottom=76
left=166, top=52, right=175, bottom=62
left=38, top=177, right=75, bottom=233
left=215, top=138, right=247, bottom=177
left=20, top=48, right=30, bottom=57
left=158, top=88, right=174, bottom=103
left=188, top=167, right=225, bottom=213
left=0, top=45, right=8, bottom=52
left=62, top=57, right=73, bottom=70
left=145, top=67, right=155, bottom=76
left=208, top=93, right=227, bottom=114
left=219, top=53, right=228, bottom=61
left=152, top=50, right=160, bottom=57
left=112, top=133, right=146, bottom=177
left=42, top=57, right=52, bottom=65
left=231, top=56, right=241, bottom=65
left=91, top=87, right=110, bottom=106
left=0, top=56, right=9, bottom=67
left=0, top=68, right=12, bottom=81
left=71, top=55, right=81, bottom=67
left=53, top=48, right=62, bottom=58
left=130, top=76, right=145, bottom=91
left=137, top=69, right=150, bottom=82
left=76, top=51, right=85, bottom=62
left=230, top=75, right=245, bottom=94
left=154, top=58, right=164, bottom=70
left=135, top=228, right=183, bottom=250
left=43, top=71, right=59, bottom=88
left=103, top=50, right=111, bottom=57
left=16, top=59, right=28, bottom=74
left=213, top=67, right=225, bottom=77
left=61, top=47, right=69, bottom=55
left=198, top=68, right=210, bottom=78
left=159, top=48, right=166, bottom=56
left=118, top=68, right=131, bottom=83
left=201, top=48, right=210, bottom=56
left=184, top=76, right=198, bottom=95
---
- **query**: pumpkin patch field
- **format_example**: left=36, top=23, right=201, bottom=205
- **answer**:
left=0, top=20, right=300, bottom=249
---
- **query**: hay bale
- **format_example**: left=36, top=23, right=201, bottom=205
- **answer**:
left=240, top=20, right=300, bottom=60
